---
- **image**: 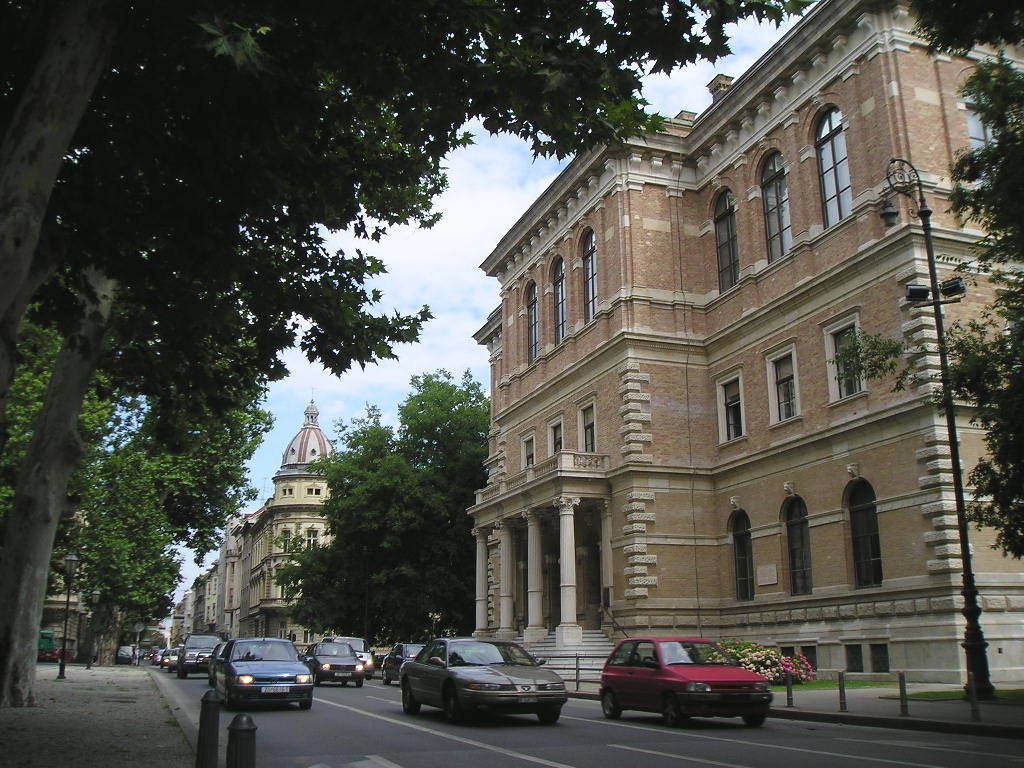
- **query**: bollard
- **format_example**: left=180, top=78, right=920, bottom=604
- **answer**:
left=967, top=672, right=981, bottom=722
left=196, top=690, right=221, bottom=768
left=898, top=672, right=909, bottom=717
left=785, top=671, right=794, bottom=708
left=575, top=653, right=581, bottom=692
left=838, top=671, right=848, bottom=712
left=226, top=713, right=257, bottom=768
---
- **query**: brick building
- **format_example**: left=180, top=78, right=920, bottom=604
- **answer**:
left=468, top=0, right=1023, bottom=683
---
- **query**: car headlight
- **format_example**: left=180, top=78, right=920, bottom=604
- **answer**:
left=539, top=682, right=565, bottom=691
left=754, top=682, right=771, bottom=692
left=355, top=663, right=364, bottom=672
left=364, top=659, right=374, bottom=668
left=685, top=682, right=711, bottom=693
left=236, top=675, right=255, bottom=685
left=296, top=674, right=312, bottom=684
left=321, top=663, right=332, bottom=671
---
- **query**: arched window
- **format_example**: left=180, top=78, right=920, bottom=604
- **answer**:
left=526, top=282, right=539, bottom=363
left=732, top=511, right=754, bottom=600
left=715, top=190, right=739, bottom=291
left=784, top=496, right=811, bottom=595
left=582, top=230, right=597, bottom=322
left=552, top=257, right=566, bottom=344
left=849, top=480, right=882, bottom=587
left=816, top=108, right=852, bottom=227
left=761, top=152, right=792, bottom=262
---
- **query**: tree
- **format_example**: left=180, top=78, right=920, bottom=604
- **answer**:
left=0, top=0, right=807, bottom=707
left=278, top=371, right=489, bottom=643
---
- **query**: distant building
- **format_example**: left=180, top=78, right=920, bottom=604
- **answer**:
left=468, top=0, right=1023, bottom=684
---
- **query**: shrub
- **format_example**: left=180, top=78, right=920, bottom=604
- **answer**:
left=715, top=640, right=815, bottom=683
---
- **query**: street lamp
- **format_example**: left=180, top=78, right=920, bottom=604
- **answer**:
left=881, top=157, right=995, bottom=700
left=56, top=552, right=80, bottom=680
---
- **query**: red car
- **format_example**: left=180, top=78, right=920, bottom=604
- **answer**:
left=599, top=636, right=772, bottom=727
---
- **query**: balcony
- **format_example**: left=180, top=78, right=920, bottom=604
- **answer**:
left=476, top=451, right=609, bottom=503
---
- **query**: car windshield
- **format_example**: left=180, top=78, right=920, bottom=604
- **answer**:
left=335, top=638, right=365, bottom=651
left=658, top=640, right=736, bottom=666
left=186, top=636, right=220, bottom=649
left=317, top=642, right=354, bottom=656
left=403, top=644, right=424, bottom=658
left=447, top=641, right=537, bottom=667
left=231, top=641, right=298, bottom=662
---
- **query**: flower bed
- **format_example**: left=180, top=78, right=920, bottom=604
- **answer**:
left=714, top=640, right=814, bottom=683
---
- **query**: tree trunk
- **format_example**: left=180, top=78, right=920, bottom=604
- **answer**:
left=0, top=271, right=116, bottom=707
left=0, top=0, right=121, bottom=455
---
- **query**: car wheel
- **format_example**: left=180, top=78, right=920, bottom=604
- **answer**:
left=177, top=668, right=186, bottom=679
left=442, top=684, right=462, bottom=723
left=382, top=672, right=391, bottom=685
left=537, top=705, right=561, bottom=725
left=661, top=693, right=684, bottom=727
left=401, top=680, right=420, bottom=715
left=600, top=689, right=622, bottom=720
left=299, top=698, right=313, bottom=711
left=742, top=713, right=766, bottom=727
left=355, top=678, right=364, bottom=688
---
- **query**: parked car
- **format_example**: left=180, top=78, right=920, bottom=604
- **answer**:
left=178, top=633, right=222, bottom=678
left=400, top=637, right=566, bottom=724
left=380, top=642, right=424, bottom=686
left=300, top=640, right=365, bottom=687
left=115, top=645, right=133, bottom=665
left=599, top=636, right=773, bottom=727
left=165, top=646, right=182, bottom=672
left=207, top=643, right=226, bottom=686
left=325, top=636, right=375, bottom=678
left=212, top=637, right=314, bottom=710
left=37, top=630, right=61, bottom=662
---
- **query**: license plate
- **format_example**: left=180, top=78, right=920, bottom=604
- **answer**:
left=519, top=696, right=537, bottom=703
left=333, top=672, right=347, bottom=678
left=260, top=686, right=286, bottom=693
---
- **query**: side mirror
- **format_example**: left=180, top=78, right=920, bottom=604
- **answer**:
left=643, top=658, right=660, bottom=670
left=535, top=658, right=547, bottom=666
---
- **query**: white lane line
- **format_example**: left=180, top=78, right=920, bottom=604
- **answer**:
left=316, top=697, right=578, bottom=768
left=366, top=755, right=405, bottom=768
left=560, top=715, right=947, bottom=768
left=838, top=738, right=1024, bottom=762
left=610, top=743, right=754, bottom=768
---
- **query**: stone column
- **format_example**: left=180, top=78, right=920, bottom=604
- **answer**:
left=556, top=496, right=583, bottom=646
left=600, top=501, right=613, bottom=611
left=497, top=521, right=515, bottom=639
left=473, top=527, right=489, bottom=637
left=524, top=510, right=547, bottom=644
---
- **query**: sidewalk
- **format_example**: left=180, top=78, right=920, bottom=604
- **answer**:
left=1, top=665, right=1021, bottom=768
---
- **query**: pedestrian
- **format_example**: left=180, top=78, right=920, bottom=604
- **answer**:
left=131, top=645, right=138, bottom=665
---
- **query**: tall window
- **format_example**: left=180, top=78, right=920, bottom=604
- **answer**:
left=526, top=282, right=539, bottom=363
left=816, top=108, right=852, bottom=227
left=550, top=421, right=563, bottom=453
left=761, top=152, right=792, bottom=262
left=785, top=496, right=812, bottom=595
left=849, top=480, right=882, bottom=587
left=715, top=190, right=739, bottom=291
left=722, top=377, right=743, bottom=441
left=523, top=436, right=535, bottom=467
left=732, top=511, right=754, bottom=600
left=306, top=528, right=319, bottom=549
left=773, top=353, right=797, bottom=421
left=582, top=230, right=597, bottom=322
left=581, top=404, right=596, bottom=452
left=552, top=257, right=566, bottom=343
left=831, top=324, right=862, bottom=399
left=966, top=104, right=994, bottom=150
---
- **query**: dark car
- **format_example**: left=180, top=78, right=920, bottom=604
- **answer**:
left=178, top=633, right=222, bottom=678
left=115, top=645, right=133, bottom=665
left=599, top=636, right=773, bottom=727
left=301, top=641, right=365, bottom=687
left=400, top=638, right=567, bottom=724
left=380, top=642, right=424, bottom=686
left=213, top=637, right=314, bottom=710
left=207, top=642, right=226, bottom=686
left=325, top=636, right=375, bottom=678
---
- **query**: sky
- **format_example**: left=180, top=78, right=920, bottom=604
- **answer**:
left=174, top=13, right=802, bottom=601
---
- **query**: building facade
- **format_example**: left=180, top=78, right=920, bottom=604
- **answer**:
left=468, top=0, right=1023, bottom=683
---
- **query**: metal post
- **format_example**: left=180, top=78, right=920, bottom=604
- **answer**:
left=56, top=553, right=79, bottom=680
left=196, top=690, right=221, bottom=768
left=785, top=671, right=794, bottom=708
left=838, top=671, right=848, bottom=712
left=967, top=672, right=981, bottom=722
left=226, top=713, right=257, bottom=768
left=884, top=158, right=995, bottom=700
left=898, top=672, right=909, bottom=716
left=575, top=653, right=581, bottom=692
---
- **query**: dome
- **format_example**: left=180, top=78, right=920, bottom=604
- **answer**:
left=279, top=401, right=332, bottom=468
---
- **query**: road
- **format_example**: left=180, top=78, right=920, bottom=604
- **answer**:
left=151, top=668, right=1024, bottom=768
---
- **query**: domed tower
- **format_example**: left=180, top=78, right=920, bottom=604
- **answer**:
left=240, top=402, right=333, bottom=642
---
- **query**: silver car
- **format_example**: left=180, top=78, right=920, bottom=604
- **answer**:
left=400, top=638, right=567, bottom=724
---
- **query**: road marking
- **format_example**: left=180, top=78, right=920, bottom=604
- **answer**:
left=366, top=756, right=405, bottom=768
left=837, top=738, right=1024, bottom=762
left=610, top=744, right=754, bottom=768
left=316, top=698, right=578, bottom=768
left=560, top=715, right=947, bottom=767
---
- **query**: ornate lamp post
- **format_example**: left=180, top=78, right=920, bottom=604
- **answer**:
left=56, top=552, right=80, bottom=680
left=881, top=157, right=995, bottom=700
